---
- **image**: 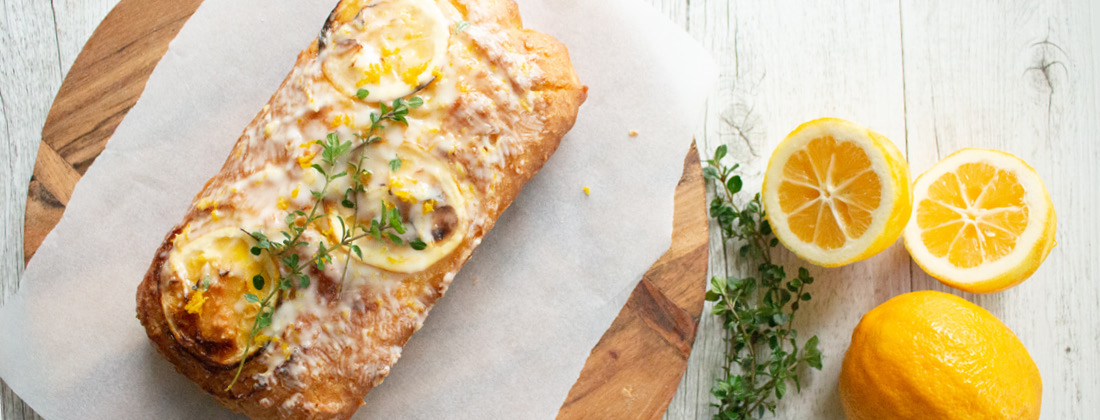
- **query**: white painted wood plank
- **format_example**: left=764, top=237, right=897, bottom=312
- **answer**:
left=51, top=0, right=119, bottom=75
left=646, top=0, right=688, bottom=31
left=0, top=0, right=65, bottom=416
left=0, top=0, right=64, bottom=306
left=661, top=1, right=909, bottom=419
left=900, top=1, right=1100, bottom=418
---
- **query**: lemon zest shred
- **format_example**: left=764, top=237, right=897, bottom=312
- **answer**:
left=184, top=290, right=206, bottom=315
left=394, top=190, right=416, bottom=203
left=389, top=177, right=418, bottom=203
left=357, top=63, right=383, bottom=87
left=401, top=60, right=429, bottom=87
left=196, top=198, right=216, bottom=210
left=298, top=151, right=317, bottom=169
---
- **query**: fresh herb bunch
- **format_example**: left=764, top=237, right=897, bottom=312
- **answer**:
left=703, top=145, right=823, bottom=419
left=225, top=93, right=425, bottom=391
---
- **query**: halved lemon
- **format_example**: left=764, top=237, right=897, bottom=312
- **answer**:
left=904, top=149, right=1056, bottom=293
left=762, top=118, right=912, bottom=267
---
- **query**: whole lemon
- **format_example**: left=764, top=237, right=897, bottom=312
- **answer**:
left=839, top=291, right=1041, bottom=419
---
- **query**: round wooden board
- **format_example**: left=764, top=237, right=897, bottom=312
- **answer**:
left=23, top=1, right=708, bottom=418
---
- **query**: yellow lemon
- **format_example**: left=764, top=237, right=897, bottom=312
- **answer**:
left=762, top=118, right=912, bottom=267
left=904, top=148, right=1056, bottom=293
left=839, top=291, right=1042, bottom=420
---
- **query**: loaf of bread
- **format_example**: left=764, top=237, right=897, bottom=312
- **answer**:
left=135, top=0, right=586, bottom=417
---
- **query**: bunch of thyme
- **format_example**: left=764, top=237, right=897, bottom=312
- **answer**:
left=225, top=93, right=425, bottom=390
left=703, top=145, right=823, bottom=419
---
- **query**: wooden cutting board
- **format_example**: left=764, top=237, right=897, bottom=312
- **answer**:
left=23, top=1, right=708, bottom=418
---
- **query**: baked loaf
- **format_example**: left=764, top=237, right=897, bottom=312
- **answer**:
left=135, top=0, right=586, bottom=418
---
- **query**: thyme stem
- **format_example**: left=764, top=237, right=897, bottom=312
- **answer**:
left=703, top=145, right=823, bottom=419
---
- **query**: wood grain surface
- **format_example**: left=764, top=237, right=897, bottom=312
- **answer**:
left=5, top=1, right=1100, bottom=420
left=23, top=0, right=202, bottom=262
left=559, top=147, right=707, bottom=420
left=8, top=0, right=708, bottom=418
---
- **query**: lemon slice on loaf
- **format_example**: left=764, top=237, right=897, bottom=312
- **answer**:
left=321, top=0, right=449, bottom=103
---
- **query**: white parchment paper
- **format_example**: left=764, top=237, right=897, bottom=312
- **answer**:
left=0, top=0, right=716, bottom=418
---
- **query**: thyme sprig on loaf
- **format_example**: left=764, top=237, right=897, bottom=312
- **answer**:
left=227, top=94, right=426, bottom=390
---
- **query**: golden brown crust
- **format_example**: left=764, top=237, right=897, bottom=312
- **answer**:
left=137, top=0, right=584, bottom=419
left=137, top=45, right=325, bottom=417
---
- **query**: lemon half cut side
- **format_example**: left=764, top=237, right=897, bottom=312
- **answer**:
left=762, top=118, right=912, bottom=267
left=904, top=148, right=1056, bottom=293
